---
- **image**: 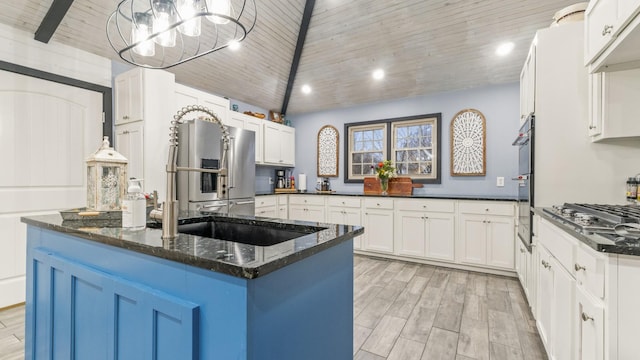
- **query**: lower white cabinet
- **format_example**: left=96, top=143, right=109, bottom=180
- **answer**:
left=394, top=199, right=455, bottom=261
left=326, top=197, right=362, bottom=249
left=276, top=194, right=288, bottom=219
left=288, top=195, right=325, bottom=222
left=515, top=240, right=530, bottom=299
left=255, top=195, right=278, bottom=218
left=457, top=201, right=516, bottom=270
left=576, top=286, right=605, bottom=360
left=361, top=198, right=394, bottom=254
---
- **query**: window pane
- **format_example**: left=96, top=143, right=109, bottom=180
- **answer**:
left=354, top=141, right=363, bottom=152
left=352, top=165, right=362, bottom=175
left=421, top=163, right=432, bottom=174
left=364, top=141, right=372, bottom=151
left=363, top=153, right=372, bottom=163
left=408, top=150, right=419, bottom=161
left=352, top=153, right=362, bottom=163
left=397, top=163, right=407, bottom=174
left=354, top=131, right=363, bottom=142
left=421, top=149, right=432, bottom=161
left=409, top=126, right=420, bottom=137
left=374, top=129, right=383, bottom=140
left=408, top=162, right=419, bottom=174
left=373, top=152, right=383, bottom=163
left=421, top=136, right=432, bottom=147
left=364, top=131, right=373, bottom=141
left=374, top=140, right=383, bottom=150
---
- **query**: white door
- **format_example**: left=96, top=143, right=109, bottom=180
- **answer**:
left=0, top=70, right=103, bottom=307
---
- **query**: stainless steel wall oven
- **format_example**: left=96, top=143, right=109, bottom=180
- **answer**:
left=513, top=114, right=534, bottom=245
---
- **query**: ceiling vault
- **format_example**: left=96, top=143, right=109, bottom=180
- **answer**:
left=34, top=0, right=74, bottom=43
left=280, top=0, right=315, bottom=116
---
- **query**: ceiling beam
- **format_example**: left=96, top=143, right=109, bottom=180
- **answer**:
left=280, top=0, right=316, bottom=115
left=34, top=0, right=75, bottom=43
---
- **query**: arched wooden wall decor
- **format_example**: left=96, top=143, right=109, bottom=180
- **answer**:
left=317, top=125, right=339, bottom=177
left=450, top=109, right=486, bottom=176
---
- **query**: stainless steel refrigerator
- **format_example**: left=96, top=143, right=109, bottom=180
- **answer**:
left=177, top=118, right=256, bottom=216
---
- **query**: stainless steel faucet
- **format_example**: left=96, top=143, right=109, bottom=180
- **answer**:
left=161, top=105, right=230, bottom=240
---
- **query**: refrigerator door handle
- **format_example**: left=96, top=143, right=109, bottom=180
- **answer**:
left=228, top=136, right=235, bottom=189
left=232, top=200, right=255, bottom=206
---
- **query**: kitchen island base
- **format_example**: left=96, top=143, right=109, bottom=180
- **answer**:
left=25, top=226, right=354, bottom=360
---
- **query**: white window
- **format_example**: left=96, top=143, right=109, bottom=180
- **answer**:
left=347, top=123, right=387, bottom=180
left=345, top=114, right=441, bottom=183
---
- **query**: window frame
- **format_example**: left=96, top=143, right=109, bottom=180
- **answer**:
left=344, top=113, right=442, bottom=184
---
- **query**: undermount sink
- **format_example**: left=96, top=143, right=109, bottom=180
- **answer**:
left=178, top=219, right=324, bottom=246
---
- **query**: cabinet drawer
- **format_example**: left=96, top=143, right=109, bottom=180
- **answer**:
left=363, top=197, right=394, bottom=210
left=458, top=201, right=514, bottom=216
left=327, top=196, right=361, bottom=208
left=538, top=219, right=577, bottom=274
left=288, top=195, right=325, bottom=206
left=395, top=199, right=455, bottom=213
left=255, top=196, right=277, bottom=207
left=576, top=244, right=606, bottom=300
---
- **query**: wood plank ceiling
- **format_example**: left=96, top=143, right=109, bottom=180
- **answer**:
left=0, top=0, right=582, bottom=115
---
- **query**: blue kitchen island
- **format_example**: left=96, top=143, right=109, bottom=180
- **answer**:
left=21, top=214, right=362, bottom=360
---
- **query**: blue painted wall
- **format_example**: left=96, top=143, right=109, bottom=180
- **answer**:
left=284, top=83, right=520, bottom=197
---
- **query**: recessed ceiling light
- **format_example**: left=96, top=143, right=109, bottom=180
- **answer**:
left=302, top=84, right=312, bottom=94
left=372, top=69, right=385, bottom=80
left=496, top=42, right=515, bottom=56
left=228, top=40, right=240, bottom=51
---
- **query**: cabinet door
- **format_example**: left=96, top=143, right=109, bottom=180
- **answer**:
left=395, top=211, right=426, bottom=258
left=243, top=117, right=263, bottom=163
left=255, top=205, right=277, bottom=218
left=486, top=215, right=515, bottom=269
left=326, top=208, right=345, bottom=225
left=618, top=0, right=640, bottom=26
left=225, top=116, right=244, bottom=129
left=200, top=95, right=229, bottom=124
left=576, top=287, right=604, bottom=360
left=280, top=126, right=295, bottom=166
left=425, top=212, right=455, bottom=261
left=551, top=255, right=575, bottom=360
left=288, top=205, right=307, bottom=222
left=362, top=209, right=394, bottom=254
left=458, top=214, right=487, bottom=265
left=306, top=205, right=325, bottom=223
left=263, top=122, right=282, bottom=164
left=115, top=70, right=144, bottom=125
left=524, top=45, right=536, bottom=118
left=115, top=122, right=144, bottom=180
left=537, top=245, right=553, bottom=351
left=588, top=73, right=603, bottom=136
left=585, top=0, right=618, bottom=64
left=516, top=243, right=528, bottom=290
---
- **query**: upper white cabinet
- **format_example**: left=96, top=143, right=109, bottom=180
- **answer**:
left=174, top=83, right=229, bottom=124
left=113, top=68, right=175, bottom=200
left=457, top=201, right=515, bottom=270
left=586, top=0, right=640, bottom=72
left=519, top=44, right=536, bottom=124
left=589, top=68, right=640, bottom=141
left=394, top=199, right=455, bottom=262
left=115, top=69, right=144, bottom=125
left=263, top=121, right=295, bottom=166
left=228, top=112, right=264, bottom=164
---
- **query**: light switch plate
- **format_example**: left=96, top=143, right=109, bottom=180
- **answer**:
left=497, top=176, right=505, bottom=187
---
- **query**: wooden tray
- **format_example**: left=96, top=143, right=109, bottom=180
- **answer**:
left=275, top=188, right=298, bottom=193
left=315, top=190, right=336, bottom=194
left=363, top=177, right=421, bottom=195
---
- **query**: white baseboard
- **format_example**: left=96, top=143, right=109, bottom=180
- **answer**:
left=0, top=275, right=25, bottom=308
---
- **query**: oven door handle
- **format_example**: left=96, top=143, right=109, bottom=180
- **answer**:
left=512, top=175, right=529, bottom=181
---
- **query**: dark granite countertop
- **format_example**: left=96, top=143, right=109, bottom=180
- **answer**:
left=256, top=191, right=518, bottom=202
left=533, top=207, right=640, bottom=256
left=21, top=213, right=364, bottom=279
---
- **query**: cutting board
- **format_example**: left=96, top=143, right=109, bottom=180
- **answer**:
left=363, top=177, right=422, bottom=195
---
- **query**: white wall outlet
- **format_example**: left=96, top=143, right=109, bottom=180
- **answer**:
left=496, top=176, right=505, bottom=187
left=269, top=177, right=274, bottom=185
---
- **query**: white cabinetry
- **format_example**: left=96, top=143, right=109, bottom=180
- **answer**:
left=585, top=0, right=619, bottom=65
left=228, top=112, right=264, bottom=164
left=515, top=240, right=531, bottom=300
left=457, top=201, right=515, bottom=270
left=263, top=122, right=295, bottom=166
left=276, top=194, right=288, bottom=219
left=589, top=68, right=640, bottom=141
left=326, top=197, right=362, bottom=249
left=361, top=198, right=394, bottom=254
left=255, top=195, right=278, bottom=218
left=288, top=195, right=325, bottom=222
left=576, top=286, right=605, bottom=360
left=114, top=69, right=144, bottom=125
left=174, top=83, right=229, bottom=124
left=114, top=121, right=144, bottom=180
left=519, top=45, right=536, bottom=124
left=113, top=68, right=175, bottom=200
left=394, top=199, right=455, bottom=261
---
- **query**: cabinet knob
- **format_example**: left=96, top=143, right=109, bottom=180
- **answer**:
left=423, top=205, right=427, bottom=208
left=376, top=203, right=380, bottom=206
left=541, top=260, right=551, bottom=269
left=574, top=263, right=586, bottom=272
left=123, top=115, right=130, bottom=120
left=588, top=125, right=595, bottom=130
left=520, top=248, right=526, bottom=253
left=601, top=24, right=613, bottom=36
left=485, top=208, right=489, bottom=212
left=581, top=312, right=594, bottom=322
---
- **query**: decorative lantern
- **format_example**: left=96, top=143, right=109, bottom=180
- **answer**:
left=86, top=136, right=128, bottom=211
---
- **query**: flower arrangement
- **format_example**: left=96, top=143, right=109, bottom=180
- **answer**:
left=372, top=160, right=396, bottom=180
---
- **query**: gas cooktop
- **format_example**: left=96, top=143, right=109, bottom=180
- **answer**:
left=543, top=203, right=640, bottom=244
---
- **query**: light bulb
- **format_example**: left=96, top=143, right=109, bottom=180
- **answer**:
left=496, top=42, right=515, bottom=56
left=152, top=0, right=176, bottom=47
left=177, top=0, right=202, bottom=36
left=206, top=0, right=231, bottom=25
left=302, top=84, right=311, bottom=94
left=132, top=12, right=155, bottom=57
left=228, top=40, right=240, bottom=50
left=372, top=69, right=384, bottom=80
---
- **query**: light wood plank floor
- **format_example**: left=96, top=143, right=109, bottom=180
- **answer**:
left=0, top=255, right=547, bottom=360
